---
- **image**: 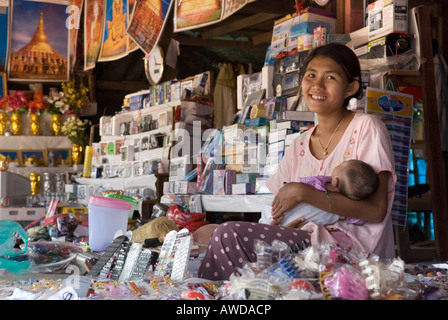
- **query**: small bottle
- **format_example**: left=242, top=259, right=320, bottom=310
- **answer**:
left=83, top=146, right=93, bottom=178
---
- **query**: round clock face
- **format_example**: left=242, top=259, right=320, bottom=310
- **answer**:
left=145, top=45, right=164, bottom=86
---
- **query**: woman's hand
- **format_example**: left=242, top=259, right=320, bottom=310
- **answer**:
left=271, top=216, right=306, bottom=228
left=271, top=182, right=311, bottom=223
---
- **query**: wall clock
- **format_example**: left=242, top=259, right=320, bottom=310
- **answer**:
left=145, top=45, right=164, bottom=86
left=314, top=0, right=332, bottom=6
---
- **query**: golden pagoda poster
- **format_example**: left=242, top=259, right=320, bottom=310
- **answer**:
left=7, top=0, right=70, bottom=82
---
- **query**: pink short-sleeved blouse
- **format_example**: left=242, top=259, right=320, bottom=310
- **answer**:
left=266, top=112, right=397, bottom=258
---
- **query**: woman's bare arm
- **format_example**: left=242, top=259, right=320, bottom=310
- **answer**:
left=271, top=171, right=391, bottom=224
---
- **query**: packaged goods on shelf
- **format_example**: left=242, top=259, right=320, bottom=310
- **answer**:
left=367, top=0, right=408, bottom=41
left=232, top=183, right=256, bottom=195
left=169, top=156, right=193, bottom=182
left=125, top=90, right=149, bottom=111
left=212, top=170, right=226, bottom=195
left=236, top=173, right=258, bottom=185
left=299, top=6, right=337, bottom=34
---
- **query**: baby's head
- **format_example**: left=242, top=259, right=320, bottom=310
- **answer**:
left=331, top=160, right=379, bottom=200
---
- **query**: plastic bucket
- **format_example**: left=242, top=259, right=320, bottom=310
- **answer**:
left=88, top=196, right=131, bottom=252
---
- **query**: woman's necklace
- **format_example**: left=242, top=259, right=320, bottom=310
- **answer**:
left=317, top=112, right=345, bottom=156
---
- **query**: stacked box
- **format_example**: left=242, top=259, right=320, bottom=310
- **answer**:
left=367, top=0, right=408, bottom=41
left=225, top=170, right=236, bottom=195
left=170, top=81, right=181, bottom=102
left=232, top=183, right=255, bottom=195
left=223, top=124, right=246, bottom=146
left=126, top=90, right=149, bottom=111
left=236, top=173, right=258, bottom=184
left=255, top=177, right=271, bottom=194
left=313, top=26, right=327, bottom=48
left=169, top=156, right=192, bottom=182
left=213, top=170, right=226, bottom=195
left=299, top=7, right=337, bottom=34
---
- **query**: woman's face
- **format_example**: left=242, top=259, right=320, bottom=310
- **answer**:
left=301, top=55, right=358, bottom=115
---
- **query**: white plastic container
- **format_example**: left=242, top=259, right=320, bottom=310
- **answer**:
left=88, top=196, right=131, bottom=252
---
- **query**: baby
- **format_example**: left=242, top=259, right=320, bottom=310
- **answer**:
left=260, top=159, right=379, bottom=226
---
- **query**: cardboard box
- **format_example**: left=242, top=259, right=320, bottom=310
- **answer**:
left=0, top=207, right=45, bottom=221
left=225, top=170, right=236, bottom=195
left=236, top=173, right=258, bottom=184
left=170, top=81, right=181, bottom=101
left=232, top=183, right=255, bottom=195
left=270, top=14, right=295, bottom=61
left=268, top=140, right=285, bottom=154
left=276, top=120, right=312, bottom=132
left=125, top=90, right=149, bottom=111
left=111, top=114, right=133, bottom=136
left=297, top=33, right=314, bottom=52
left=213, top=170, right=226, bottom=195
left=261, top=96, right=287, bottom=120
left=327, top=33, right=351, bottom=44
left=313, top=26, right=327, bottom=48
left=290, top=21, right=330, bottom=39
left=299, top=7, right=337, bottom=34
left=99, top=116, right=112, bottom=136
left=367, top=0, right=408, bottom=41
left=262, top=65, right=274, bottom=99
left=268, top=128, right=292, bottom=143
left=241, top=164, right=261, bottom=174
left=255, top=177, right=271, bottom=194
left=120, top=145, right=134, bottom=162
left=169, top=156, right=192, bottom=182
left=163, top=181, right=175, bottom=194
left=175, top=181, right=197, bottom=194
left=244, top=117, right=270, bottom=127
left=223, top=124, right=247, bottom=145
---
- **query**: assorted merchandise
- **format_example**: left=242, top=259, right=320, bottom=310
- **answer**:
left=1, top=224, right=448, bottom=300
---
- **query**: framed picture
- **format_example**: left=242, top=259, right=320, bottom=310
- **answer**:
left=92, top=142, right=101, bottom=157
left=67, top=171, right=79, bottom=183
left=133, top=138, right=140, bottom=152
left=7, top=0, right=69, bottom=82
left=77, top=185, right=87, bottom=203
left=21, top=150, right=46, bottom=166
left=68, top=0, right=83, bottom=73
left=0, top=71, right=6, bottom=98
left=115, top=139, right=125, bottom=155
left=0, top=5, right=8, bottom=69
left=126, top=0, right=172, bottom=55
left=174, top=0, right=222, bottom=32
left=47, top=148, right=72, bottom=167
left=107, top=141, right=115, bottom=155
left=120, top=145, right=128, bottom=162
left=100, top=142, right=108, bottom=155
left=158, top=111, right=167, bottom=127
left=84, top=0, right=105, bottom=70
left=0, top=150, right=21, bottom=166
left=141, top=136, right=149, bottom=151
left=97, top=0, right=128, bottom=62
left=181, top=80, right=193, bottom=99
